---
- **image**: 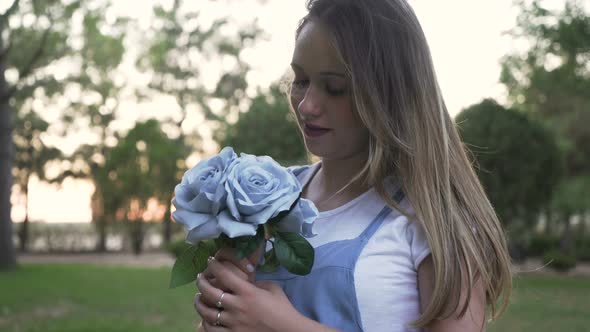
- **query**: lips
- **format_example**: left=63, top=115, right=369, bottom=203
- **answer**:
left=303, top=123, right=331, bottom=137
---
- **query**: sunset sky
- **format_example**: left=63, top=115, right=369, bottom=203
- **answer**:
left=7, top=0, right=574, bottom=223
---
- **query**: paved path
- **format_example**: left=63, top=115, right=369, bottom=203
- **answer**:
left=17, top=251, right=175, bottom=269
left=16, top=252, right=590, bottom=277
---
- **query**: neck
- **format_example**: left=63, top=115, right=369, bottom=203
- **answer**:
left=306, top=152, right=370, bottom=211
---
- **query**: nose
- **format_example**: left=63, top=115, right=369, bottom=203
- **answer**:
left=297, top=85, right=322, bottom=118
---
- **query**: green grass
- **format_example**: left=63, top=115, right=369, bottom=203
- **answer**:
left=0, top=265, right=589, bottom=332
left=0, top=264, right=198, bottom=332
left=488, top=275, right=590, bottom=332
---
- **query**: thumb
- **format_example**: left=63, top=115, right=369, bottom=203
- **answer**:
left=245, top=242, right=265, bottom=283
left=247, top=241, right=265, bottom=266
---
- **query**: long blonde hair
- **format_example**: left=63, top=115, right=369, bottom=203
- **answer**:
left=296, top=0, right=512, bottom=327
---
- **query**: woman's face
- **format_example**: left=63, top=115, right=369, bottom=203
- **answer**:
left=290, top=20, right=369, bottom=161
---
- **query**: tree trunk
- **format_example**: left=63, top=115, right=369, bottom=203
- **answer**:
left=18, top=176, right=29, bottom=252
left=560, top=212, right=573, bottom=254
left=163, top=193, right=172, bottom=245
left=544, top=208, right=554, bottom=235
left=0, top=57, right=17, bottom=270
left=95, top=217, right=107, bottom=252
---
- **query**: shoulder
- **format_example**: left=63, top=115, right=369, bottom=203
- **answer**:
left=378, top=199, right=431, bottom=269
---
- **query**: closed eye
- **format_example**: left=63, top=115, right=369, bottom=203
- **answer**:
left=291, top=79, right=309, bottom=91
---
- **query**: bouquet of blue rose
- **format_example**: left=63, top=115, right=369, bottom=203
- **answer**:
left=169, top=147, right=318, bottom=288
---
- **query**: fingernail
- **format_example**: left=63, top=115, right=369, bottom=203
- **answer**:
left=246, top=264, right=255, bottom=273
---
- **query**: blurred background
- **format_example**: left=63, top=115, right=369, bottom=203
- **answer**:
left=0, top=0, right=588, bottom=331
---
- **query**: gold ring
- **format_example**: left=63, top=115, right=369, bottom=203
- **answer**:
left=214, top=310, right=223, bottom=326
left=216, top=292, right=226, bottom=309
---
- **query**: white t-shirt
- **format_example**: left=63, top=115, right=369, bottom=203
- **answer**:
left=298, top=164, right=431, bottom=332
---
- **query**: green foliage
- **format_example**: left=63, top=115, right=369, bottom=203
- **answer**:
left=13, top=111, right=62, bottom=189
left=169, top=242, right=210, bottom=288
left=501, top=0, right=590, bottom=177
left=274, top=231, right=315, bottom=275
left=575, top=237, right=590, bottom=262
left=102, top=119, right=188, bottom=253
left=137, top=0, right=263, bottom=126
left=456, top=99, right=563, bottom=229
left=551, top=176, right=590, bottom=215
left=220, top=84, right=308, bottom=165
left=543, top=250, right=577, bottom=272
left=164, top=238, right=191, bottom=258
left=528, top=234, right=561, bottom=257
left=103, top=119, right=187, bottom=208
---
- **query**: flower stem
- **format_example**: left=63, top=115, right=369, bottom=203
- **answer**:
left=264, top=224, right=272, bottom=241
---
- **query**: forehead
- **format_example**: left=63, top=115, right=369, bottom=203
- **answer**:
left=292, top=20, right=344, bottom=73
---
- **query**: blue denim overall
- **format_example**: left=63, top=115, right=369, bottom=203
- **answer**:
left=257, top=166, right=404, bottom=331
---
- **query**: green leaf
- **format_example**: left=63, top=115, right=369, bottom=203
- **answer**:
left=258, top=247, right=280, bottom=273
left=274, top=232, right=314, bottom=275
left=169, top=243, right=209, bottom=289
left=234, top=228, right=264, bottom=260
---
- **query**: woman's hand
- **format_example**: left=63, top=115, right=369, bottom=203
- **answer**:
left=194, top=255, right=301, bottom=332
left=201, top=248, right=257, bottom=291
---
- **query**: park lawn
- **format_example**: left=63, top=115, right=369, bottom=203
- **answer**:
left=488, top=274, right=590, bottom=332
left=0, top=264, right=198, bottom=332
left=0, top=265, right=589, bottom=332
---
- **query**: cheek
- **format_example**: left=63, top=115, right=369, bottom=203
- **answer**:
left=290, top=94, right=302, bottom=114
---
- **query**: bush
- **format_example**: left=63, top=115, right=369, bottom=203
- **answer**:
left=575, top=238, right=590, bottom=262
left=165, top=239, right=191, bottom=258
left=543, top=250, right=577, bottom=272
left=528, top=234, right=561, bottom=257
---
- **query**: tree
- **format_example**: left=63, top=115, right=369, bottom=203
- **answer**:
left=13, top=110, right=61, bottom=251
left=456, top=99, right=562, bottom=254
left=220, top=83, right=307, bottom=165
left=0, top=0, right=80, bottom=270
left=500, top=0, right=590, bottom=249
left=501, top=0, right=590, bottom=177
left=136, top=0, right=263, bottom=244
left=61, top=3, right=128, bottom=252
left=102, top=119, right=187, bottom=254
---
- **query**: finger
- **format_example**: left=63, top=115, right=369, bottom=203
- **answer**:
left=196, top=272, right=240, bottom=311
left=202, top=319, right=230, bottom=332
left=194, top=294, right=232, bottom=328
left=215, top=248, right=256, bottom=274
left=200, top=262, right=247, bottom=293
left=193, top=292, right=202, bottom=314
left=208, top=257, right=254, bottom=296
left=203, top=257, right=248, bottom=280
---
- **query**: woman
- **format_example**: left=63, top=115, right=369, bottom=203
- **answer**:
left=194, top=0, right=512, bottom=331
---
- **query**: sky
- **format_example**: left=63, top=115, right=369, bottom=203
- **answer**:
left=7, top=0, right=574, bottom=223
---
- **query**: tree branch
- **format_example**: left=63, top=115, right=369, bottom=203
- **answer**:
left=0, top=14, right=52, bottom=103
left=0, top=39, right=11, bottom=61
left=0, top=0, right=20, bottom=29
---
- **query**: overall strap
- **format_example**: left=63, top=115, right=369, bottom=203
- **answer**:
left=358, top=188, right=405, bottom=242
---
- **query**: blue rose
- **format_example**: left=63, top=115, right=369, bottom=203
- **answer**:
left=217, top=154, right=303, bottom=238
left=275, top=198, right=318, bottom=237
left=172, top=147, right=237, bottom=243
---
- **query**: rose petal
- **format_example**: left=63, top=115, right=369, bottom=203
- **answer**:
left=225, top=181, right=242, bottom=221
left=217, top=210, right=258, bottom=238
left=244, top=191, right=298, bottom=224
left=186, top=220, right=222, bottom=244
left=236, top=198, right=268, bottom=216
left=172, top=210, right=214, bottom=230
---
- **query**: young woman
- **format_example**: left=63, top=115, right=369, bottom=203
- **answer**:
left=193, top=0, right=512, bottom=331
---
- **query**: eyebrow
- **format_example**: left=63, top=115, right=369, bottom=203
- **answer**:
left=291, top=63, right=345, bottom=78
